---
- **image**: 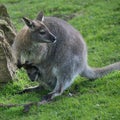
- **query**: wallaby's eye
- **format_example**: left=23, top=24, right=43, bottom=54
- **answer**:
left=39, top=29, right=46, bottom=35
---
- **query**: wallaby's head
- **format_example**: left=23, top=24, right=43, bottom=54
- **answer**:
left=22, top=11, right=56, bottom=43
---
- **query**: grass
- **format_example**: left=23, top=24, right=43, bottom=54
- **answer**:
left=0, top=0, right=120, bottom=120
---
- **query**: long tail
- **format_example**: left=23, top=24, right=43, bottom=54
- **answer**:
left=81, top=62, right=120, bottom=80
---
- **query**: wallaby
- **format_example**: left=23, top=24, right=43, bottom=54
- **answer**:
left=12, top=11, right=120, bottom=101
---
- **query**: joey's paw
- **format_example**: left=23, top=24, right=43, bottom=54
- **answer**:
left=24, top=61, right=34, bottom=66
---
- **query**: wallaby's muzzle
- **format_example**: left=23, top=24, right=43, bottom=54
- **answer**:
left=49, top=33, right=57, bottom=43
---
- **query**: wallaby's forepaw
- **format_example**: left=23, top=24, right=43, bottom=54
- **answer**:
left=17, top=60, right=34, bottom=69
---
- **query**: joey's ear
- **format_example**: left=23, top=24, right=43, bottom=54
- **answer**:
left=36, top=11, right=44, bottom=22
left=22, top=17, right=35, bottom=29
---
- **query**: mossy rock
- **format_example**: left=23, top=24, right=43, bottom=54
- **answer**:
left=0, top=4, right=16, bottom=84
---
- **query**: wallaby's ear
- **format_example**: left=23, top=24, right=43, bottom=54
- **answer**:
left=22, top=17, right=35, bottom=29
left=36, top=11, right=44, bottom=22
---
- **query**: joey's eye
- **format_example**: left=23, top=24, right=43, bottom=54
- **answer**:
left=39, top=29, right=46, bottom=35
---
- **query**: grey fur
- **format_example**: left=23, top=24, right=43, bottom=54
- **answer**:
left=12, top=12, right=120, bottom=100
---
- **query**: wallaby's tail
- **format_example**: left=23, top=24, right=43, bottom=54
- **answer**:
left=81, top=62, right=120, bottom=80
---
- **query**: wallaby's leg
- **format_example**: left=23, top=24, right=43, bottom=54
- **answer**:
left=18, top=85, right=44, bottom=94
left=42, top=59, right=83, bottom=101
left=42, top=73, right=76, bottom=101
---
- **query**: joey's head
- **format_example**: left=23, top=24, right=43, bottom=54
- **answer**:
left=22, top=11, right=56, bottom=43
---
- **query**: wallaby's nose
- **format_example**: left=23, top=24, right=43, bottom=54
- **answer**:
left=50, top=33, right=57, bottom=43
left=53, top=36, right=57, bottom=43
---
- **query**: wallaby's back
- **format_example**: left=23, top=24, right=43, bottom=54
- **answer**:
left=43, top=16, right=87, bottom=67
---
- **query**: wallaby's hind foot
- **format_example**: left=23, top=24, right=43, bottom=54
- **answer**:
left=42, top=93, right=54, bottom=101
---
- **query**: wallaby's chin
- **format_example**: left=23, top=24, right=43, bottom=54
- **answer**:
left=42, top=39, right=56, bottom=43
left=33, top=39, right=54, bottom=44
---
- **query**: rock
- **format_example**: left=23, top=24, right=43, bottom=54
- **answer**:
left=0, top=4, right=17, bottom=84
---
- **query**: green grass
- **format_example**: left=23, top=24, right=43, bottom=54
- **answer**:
left=0, top=0, right=120, bottom=120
